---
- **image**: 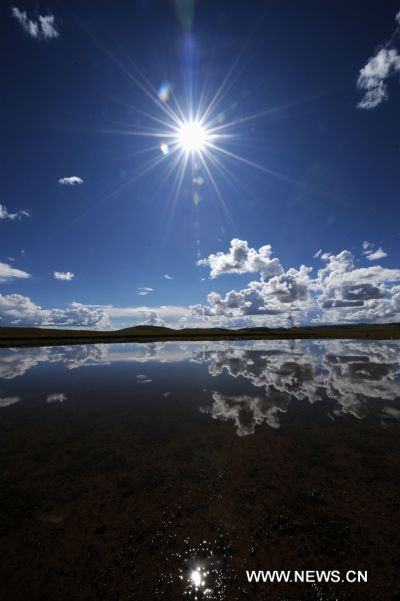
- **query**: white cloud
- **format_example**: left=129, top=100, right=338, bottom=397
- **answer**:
left=11, top=7, right=39, bottom=37
left=53, top=271, right=75, bottom=281
left=38, top=15, right=59, bottom=39
left=314, top=250, right=400, bottom=322
left=0, top=262, right=30, bottom=283
left=0, top=204, right=29, bottom=221
left=140, top=310, right=165, bottom=326
left=136, top=374, right=152, bottom=384
left=193, top=239, right=400, bottom=325
left=193, top=264, right=312, bottom=319
left=357, top=10, right=400, bottom=110
left=105, top=304, right=184, bottom=320
left=0, top=294, right=109, bottom=328
left=315, top=250, right=398, bottom=289
left=11, top=7, right=59, bottom=40
left=357, top=78, right=388, bottom=110
left=104, top=304, right=200, bottom=329
left=137, top=287, right=153, bottom=296
left=362, top=241, right=387, bottom=261
left=366, top=248, right=388, bottom=261
left=197, top=238, right=283, bottom=279
left=0, top=396, right=21, bottom=408
left=357, top=48, right=400, bottom=109
left=362, top=240, right=373, bottom=252
left=164, top=274, right=173, bottom=280
left=47, top=393, right=67, bottom=403
left=58, top=176, right=83, bottom=186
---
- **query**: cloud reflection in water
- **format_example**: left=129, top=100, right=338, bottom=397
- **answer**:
left=0, top=340, right=399, bottom=434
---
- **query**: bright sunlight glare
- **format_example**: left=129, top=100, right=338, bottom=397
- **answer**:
left=87, top=45, right=313, bottom=225
left=177, top=120, right=207, bottom=154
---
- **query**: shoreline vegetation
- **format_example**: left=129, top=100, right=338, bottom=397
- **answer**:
left=0, top=323, right=399, bottom=348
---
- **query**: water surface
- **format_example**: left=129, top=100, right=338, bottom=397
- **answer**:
left=1, top=340, right=400, bottom=600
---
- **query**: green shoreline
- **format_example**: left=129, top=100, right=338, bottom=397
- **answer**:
left=1, top=323, right=399, bottom=348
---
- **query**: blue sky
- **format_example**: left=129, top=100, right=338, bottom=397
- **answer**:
left=1, top=0, right=400, bottom=329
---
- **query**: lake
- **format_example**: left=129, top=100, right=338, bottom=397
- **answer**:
left=1, top=339, right=400, bottom=600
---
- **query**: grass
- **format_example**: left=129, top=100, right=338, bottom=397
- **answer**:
left=1, top=322, right=399, bottom=348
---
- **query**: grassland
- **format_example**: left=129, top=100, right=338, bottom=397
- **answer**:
left=0, top=323, right=399, bottom=347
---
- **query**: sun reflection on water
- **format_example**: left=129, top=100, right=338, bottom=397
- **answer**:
left=177, top=539, right=232, bottom=600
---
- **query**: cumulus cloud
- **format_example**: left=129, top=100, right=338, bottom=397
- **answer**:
left=0, top=294, right=109, bottom=328
left=316, top=250, right=399, bottom=291
left=193, top=239, right=400, bottom=325
left=11, top=7, right=59, bottom=40
left=137, top=287, right=153, bottom=296
left=193, top=265, right=312, bottom=319
left=53, top=271, right=74, bottom=281
left=0, top=204, right=29, bottom=221
left=0, top=262, right=30, bottom=283
left=321, top=299, right=364, bottom=309
left=261, top=266, right=312, bottom=304
left=362, top=241, right=388, bottom=261
left=104, top=304, right=198, bottom=329
left=194, top=240, right=312, bottom=319
left=197, top=238, right=283, bottom=279
left=58, top=176, right=83, bottom=186
left=140, top=310, right=165, bottom=326
left=164, top=274, right=173, bottom=280
left=366, top=248, right=388, bottom=261
left=315, top=250, right=400, bottom=322
left=357, top=11, right=400, bottom=109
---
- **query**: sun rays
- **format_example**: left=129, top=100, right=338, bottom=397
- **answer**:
left=55, top=22, right=334, bottom=240
left=110, top=67, right=269, bottom=220
left=101, top=60, right=330, bottom=222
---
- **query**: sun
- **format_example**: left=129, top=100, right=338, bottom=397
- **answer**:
left=89, top=55, right=307, bottom=219
left=176, top=120, right=208, bottom=154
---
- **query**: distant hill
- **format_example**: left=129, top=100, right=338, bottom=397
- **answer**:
left=0, top=323, right=399, bottom=348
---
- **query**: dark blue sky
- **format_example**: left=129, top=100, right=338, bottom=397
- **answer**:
left=1, top=0, right=400, bottom=328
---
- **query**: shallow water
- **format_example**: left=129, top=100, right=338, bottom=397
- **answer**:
left=1, top=340, right=400, bottom=600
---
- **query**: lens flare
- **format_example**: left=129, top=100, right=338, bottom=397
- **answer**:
left=158, top=82, right=172, bottom=103
left=160, top=142, right=170, bottom=155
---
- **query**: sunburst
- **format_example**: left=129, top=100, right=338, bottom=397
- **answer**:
left=64, top=29, right=328, bottom=234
